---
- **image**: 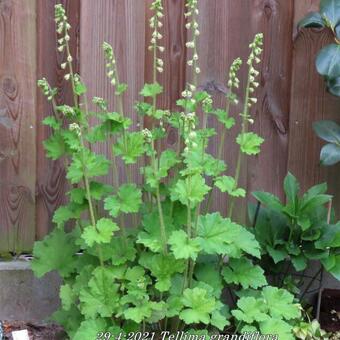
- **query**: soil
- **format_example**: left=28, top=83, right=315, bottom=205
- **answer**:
left=319, top=289, right=340, bottom=333
left=1, top=321, right=66, bottom=340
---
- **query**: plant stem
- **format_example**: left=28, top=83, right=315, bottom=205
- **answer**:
left=227, top=63, right=252, bottom=219
left=205, top=101, right=230, bottom=214
left=65, top=39, right=104, bottom=267
left=151, top=139, right=167, bottom=255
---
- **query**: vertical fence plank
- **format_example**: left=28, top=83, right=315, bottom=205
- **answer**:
left=144, top=0, right=187, bottom=152
left=36, top=0, right=80, bottom=240
left=196, top=0, right=293, bottom=221
left=80, top=0, right=145, bottom=186
left=0, top=0, right=37, bottom=252
left=288, top=28, right=340, bottom=210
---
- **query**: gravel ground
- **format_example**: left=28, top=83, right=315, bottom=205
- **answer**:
left=1, top=321, right=66, bottom=340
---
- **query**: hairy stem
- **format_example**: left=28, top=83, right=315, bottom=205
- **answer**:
left=151, top=139, right=168, bottom=255
left=227, top=65, right=252, bottom=219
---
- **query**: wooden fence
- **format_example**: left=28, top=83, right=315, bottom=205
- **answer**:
left=1, top=0, right=340, bottom=252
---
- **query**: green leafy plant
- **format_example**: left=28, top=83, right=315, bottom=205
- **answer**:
left=232, top=286, right=302, bottom=339
left=32, top=2, right=311, bottom=339
left=293, top=318, right=329, bottom=339
left=251, top=172, right=340, bottom=292
left=299, top=0, right=340, bottom=165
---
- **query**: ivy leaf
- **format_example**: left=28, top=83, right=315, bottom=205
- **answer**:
left=116, top=183, right=142, bottom=213
left=31, top=228, right=78, bottom=278
left=60, top=283, right=76, bottom=311
left=89, top=182, right=113, bottom=200
left=139, top=253, right=185, bottom=292
left=222, top=258, right=267, bottom=289
left=140, top=82, right=163, bottom=97
left=124, top=301, right=164, bottom=324
left=197, top=213, right=261, bottom=258
left=43, top=133, right=65, bottom=160
left=137, top=211, right=175, bottom=252
left=179, top=287, right=216, bottom=325
left=52, top=306, right=83, bottom=339
left=115, top=83, right=128, bottom=95
left=73, top=318, right=108, bottom=340
left=109, top=238, right=136, bottom=265
left=143, top=150, right=179, bottom=188
left=170, top=174, right=210, bottom=207
left=42, top=116, right=61, bottom=130
left=81, top=218, right=119, bottom=247
left=210, top=305, right=231, bottom=331
left=114, top=132, right=145, bottom=164
left=262, top=286, right=301, bottom=320
left=168, top=230, right=201, bottom=260
left=232, top=296, right=269, bottom=323
left=195, top=263, right=224, bottom=298
left=79, top=267, right=120, bottom=318
left=236, top=132, right=264, bottom=155
left=67, top=149, right=110, bottom=184
left=183, top=151, right=226, bottom=177
left=212, top=109, right=236, bottom=129
left=104, top=183, right=142, bottom=217
left=260, top=318, right=294, bottom=340
left=215, top=176, right=246, bottom=197
left=52, top=205, right=77, bottom=228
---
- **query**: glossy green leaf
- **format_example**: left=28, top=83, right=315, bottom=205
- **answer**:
left=327, top=76, right=340, bottom=96
left=298, top=12, right=325, bottom=28
left=252, top=191, right=283, bottom=212
left=320, top=143, right=340, bottom=165
left=313, top=120, right=340, bottom=143
left=320, top=0, right=340, bottom=27
left=316, top=44, right=340, bottom=78
left=284, top=172, right=300, bottom=205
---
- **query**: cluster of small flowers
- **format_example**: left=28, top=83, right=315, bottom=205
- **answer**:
left=93, top=97, right=108, bottom=111
left=55, top=4, right=73, bottom=79
left=202, top=94, right=213, bottom=113
left=103, top=42, right=118, bottom=86
left=181, top=112, right=198, bottom=153
left=181, top=87, right=197, bottom=110
left=69, top=122, right=81, bottom=136
left=227, top=58, right=242, bottom=105
left=37, top=78, right=56, bottom=101
left=142, top=128, right=153, bottom=143
left=185, top=0, right=200, bottom=75
left=159, top=110, right=170, bottom=132
left=246, top=33, right=263, bottom=109
left=149, top=0, right=165, bottom=74
left=60, top=105, right=75, bottom=116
